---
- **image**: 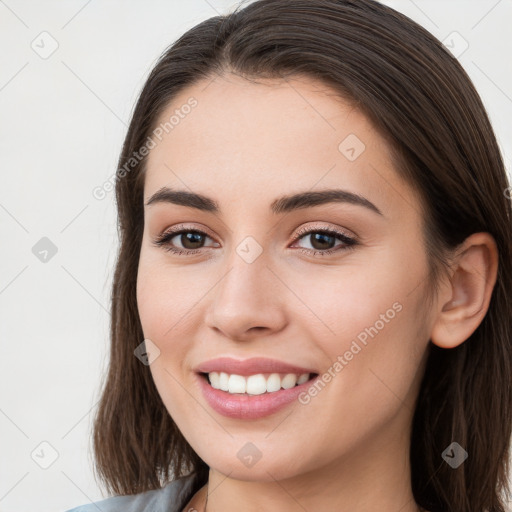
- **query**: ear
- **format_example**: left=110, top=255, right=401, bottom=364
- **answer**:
left=430, top=232, right=499, bottom=349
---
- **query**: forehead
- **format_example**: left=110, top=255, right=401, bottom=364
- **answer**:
left=143, top=73, right=415, bottom=220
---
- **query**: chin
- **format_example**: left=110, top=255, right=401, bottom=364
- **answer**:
left=200, top=445, right=307, bottom=482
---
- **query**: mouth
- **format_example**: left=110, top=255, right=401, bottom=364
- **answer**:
left=198, top=371, right=319, bottom=395
left=196, top=370, right=320, bottom=419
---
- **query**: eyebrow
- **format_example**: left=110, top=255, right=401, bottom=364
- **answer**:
left=145, top=187, right=383, bottom=216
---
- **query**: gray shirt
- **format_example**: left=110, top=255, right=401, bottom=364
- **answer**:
left=64, top=473, right=198, bottom=512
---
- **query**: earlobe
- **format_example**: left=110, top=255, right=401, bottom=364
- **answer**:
left=430, top=232, right=498, bottom=349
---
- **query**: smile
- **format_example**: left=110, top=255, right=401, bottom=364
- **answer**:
left=204, top=371, right=314, bottom=395
left=196, top=371, right=320, bottom=419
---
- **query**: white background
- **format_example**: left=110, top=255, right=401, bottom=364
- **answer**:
left=0, top=1, right=511, bottom=511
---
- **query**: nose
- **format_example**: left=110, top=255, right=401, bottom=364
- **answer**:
left=204, top=250, right=288, bottom=342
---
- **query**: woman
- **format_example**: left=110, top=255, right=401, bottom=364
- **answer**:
left=66, top=0, right=512, bottom=511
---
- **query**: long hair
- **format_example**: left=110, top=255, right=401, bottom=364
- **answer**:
left=91, top=1, right=512, bottom=510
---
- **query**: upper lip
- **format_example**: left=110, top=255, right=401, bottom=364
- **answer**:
left=195, top=357, right=318, bottom=376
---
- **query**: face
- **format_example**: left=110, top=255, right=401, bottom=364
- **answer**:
left=137, top=73, right=435, bottom=482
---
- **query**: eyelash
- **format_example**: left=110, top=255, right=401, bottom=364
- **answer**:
left=152, top=224, right=358, bottom=257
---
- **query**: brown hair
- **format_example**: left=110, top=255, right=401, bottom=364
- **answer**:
left=91, top=1, right=512, bottom=510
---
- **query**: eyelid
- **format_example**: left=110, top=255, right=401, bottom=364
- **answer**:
left=292, top=221, right=357, bottom=241
left=156, top=221, right=355, bottom=244
left=152, top=221, right=359, bottom=256
left=157, top=222, right=216, bottom=239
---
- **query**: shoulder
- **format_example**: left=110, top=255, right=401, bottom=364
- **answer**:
left=63, top=473, right=197, bottom=512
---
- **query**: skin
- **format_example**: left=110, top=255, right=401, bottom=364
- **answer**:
left=136, top=73, right=498, bottom=512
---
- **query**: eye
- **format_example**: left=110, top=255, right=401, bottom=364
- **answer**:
left=152, top=224, right=358, bottom=257
left=291, top=225, right=358, bottom=256
left=152, top=224, right=220, bottom=255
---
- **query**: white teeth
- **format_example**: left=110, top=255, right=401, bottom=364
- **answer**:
left=266, top=373, right=281, bottom=393
left=297, top=373, right=309, bottom=385
left=281, top=374, right=298, bottom=389
left=219, top=372, right=229, bottom=391
left=228, top=374, right=246, bottom=394
left=246, top=374, right=267, bottom=395
left=208, top=371, right=220, bottom=389
left=206, top=371, right=312, bottom=394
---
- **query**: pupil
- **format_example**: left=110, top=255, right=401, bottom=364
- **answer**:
left=311, top=233, right=334, bottom=250
left=182, top=232, right=204, bottom=249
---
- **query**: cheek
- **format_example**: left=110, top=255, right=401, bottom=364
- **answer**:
left=136, top=250, right=206, bottom=343
left=136, top=260, right=194, bottom=421
left=289, top=243, right=429, bottom=404
left=286, top=252, right=413, bottom=351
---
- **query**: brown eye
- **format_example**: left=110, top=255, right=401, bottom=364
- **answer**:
left=153, top=227, right=220, bottom=254
left=306, top=232, right=337, bottom=251
left=175, top=231, right=206, bottom=250
left=292, top=227, right=358, bottom=256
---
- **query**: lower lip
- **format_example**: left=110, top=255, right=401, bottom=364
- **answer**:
left=196, top=373, right=319, bottom=419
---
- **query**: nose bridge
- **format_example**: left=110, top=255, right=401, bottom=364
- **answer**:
left=204, top=235, right=286, bottom=338
left=217, top=238, right=273, bottom=308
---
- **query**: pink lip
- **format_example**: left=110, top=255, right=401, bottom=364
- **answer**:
left=195, top=372, right=320, bottom=420
left=194, top=357, right=317, bottom=376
